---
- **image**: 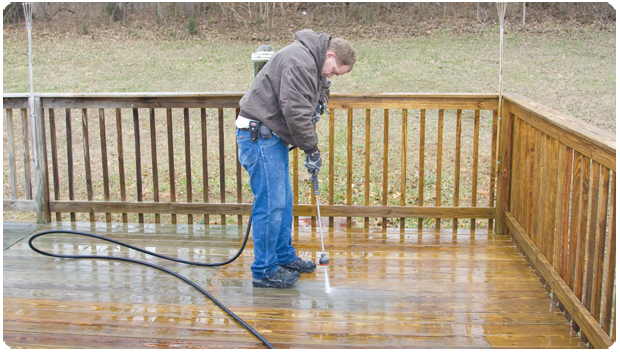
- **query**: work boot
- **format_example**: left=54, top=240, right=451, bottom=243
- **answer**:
left=252, top=267, right=300, bottom=288
left=282, top=258, right=316, bottom=273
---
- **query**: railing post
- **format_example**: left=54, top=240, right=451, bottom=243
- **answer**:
left=30, top=96, right=50, bottom=224
left=495, top=97, right=513, bottom=235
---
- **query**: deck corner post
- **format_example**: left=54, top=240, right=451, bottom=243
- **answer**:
left=496, top=97, right=513, bottom=235
left=31, top=96, right=50, bottom=224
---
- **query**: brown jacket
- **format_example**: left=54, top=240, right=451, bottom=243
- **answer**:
left=239, top=29, right=331, bottom=154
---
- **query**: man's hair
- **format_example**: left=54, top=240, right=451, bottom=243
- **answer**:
left=327, top=38, right=357, bottom=70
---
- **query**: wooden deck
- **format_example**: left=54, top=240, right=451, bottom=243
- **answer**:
left=3, top=221, right=585, bottom=348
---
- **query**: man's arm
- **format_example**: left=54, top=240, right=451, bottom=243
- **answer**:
left=279, top=66, right=319, bottom=154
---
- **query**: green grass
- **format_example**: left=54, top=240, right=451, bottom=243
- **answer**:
left=3, top=26, right=614, bottom=129
left=3, top=25, right=615, bottom=227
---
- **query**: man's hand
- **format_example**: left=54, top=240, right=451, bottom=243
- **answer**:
left=311, top=101, right=327, bottom=125
left=304, top=151, right=322, bottom=177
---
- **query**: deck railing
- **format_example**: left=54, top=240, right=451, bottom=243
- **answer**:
left=3, top=92, right=615, bottom=347
left=3, top=92, right=499, bottom=230
left=497, top=93, right=616, bottom=348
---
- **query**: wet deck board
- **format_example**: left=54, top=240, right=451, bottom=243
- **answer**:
left=3, top=222, right=584, bottom=348
left=3, top=221, right=42, bottom=250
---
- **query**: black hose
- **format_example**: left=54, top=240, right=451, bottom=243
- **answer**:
left=27, top=202, right=275, bottom=349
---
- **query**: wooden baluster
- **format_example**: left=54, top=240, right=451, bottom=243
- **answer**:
left=132, top=108, right=144, bottom=224
left=567, top=151, right=584, bottom=291
left=418, top=109, right=425, bottom=231
left=532, top=130, right=543, bottom=247
left=184, top=108, right=193, bottom=224
left=470, top=110, right=479, bottom=231
left=400, top=109, right=407, bottom=231
left=81, top=109, right=94, bottom=223
left=116, top=108, right=128, bottom=223
left=538, top=134, right=548, bottom=252
left=66, top=109, right=75, bottom=222
left=382, top=109, right=389, bottom=232
left=329, top=108, right=335, bottom=228
left=293, top=133, right=299, bottom=229
left=557, top=146, right=574, bottom=280
left=543, top=137, right=559, bottom=262
left=218, top=108, right=226, bottom=226
left=235, top=107, right=242, bottom=225
left=488, top=109, right=499, bottom=230
left=20, top=108, right=32, bottom=199
left=149, top=108, right=160, bottom=224
left=510, top=118, right=521, bottom=224
left=6, top=109, right=17, bottom=200
left=574, top=156, right=591, bottom=301
left=48, top=109, right=61, bottom=222
left=601, top=172, right=615, bottom=335
left=435, top=109, right=443, bottom=230
left=99, top=108, right=111, bottom=224
left=311, top=118, right=316, bottom=229
left=583, top=161, right=601, bottom=313
left=347, top=108, right=353, bottom=229
left=516, top=119, right=526, bottom=230
left=201, top=108, right=209, bottom=226
left=613, top=305, right=616, bottom=342
left=452, top=109, right=462, bottom=230
left=364, top=109, right=370, bottom=230
left=166, top=108, right=176, bottom=224
left=591, top=167, right=610, bottom=321
left=525, top=124, right=535, bottom=239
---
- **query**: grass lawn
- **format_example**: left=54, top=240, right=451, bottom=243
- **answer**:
left=4, top=26, right=615, bottom=129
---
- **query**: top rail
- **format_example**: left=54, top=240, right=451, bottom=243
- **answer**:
left=18, top=92, right=500, bottom=110
left=503, top=93, right=615, bottom=171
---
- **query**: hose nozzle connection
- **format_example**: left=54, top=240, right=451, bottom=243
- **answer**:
left=319, top=253, right=330, bottom=265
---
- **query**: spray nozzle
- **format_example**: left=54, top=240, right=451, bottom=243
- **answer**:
left=319, top=253, right=330, bottom=265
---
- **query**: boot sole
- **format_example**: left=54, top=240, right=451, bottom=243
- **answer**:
left=252, top=276, right=299, bottom=288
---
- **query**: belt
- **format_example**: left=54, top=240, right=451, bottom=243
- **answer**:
left=238, top=120, right=273, bottom=141
left=238, top=119, right=259, bottom=132
left=236, top=115, right=256, bottom=130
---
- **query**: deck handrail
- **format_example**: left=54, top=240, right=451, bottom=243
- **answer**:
left=4, top=92, right=500, bottom=231
left=497, top=92, right=616, bottom=348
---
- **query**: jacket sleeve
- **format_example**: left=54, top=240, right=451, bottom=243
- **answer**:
left=279, top=66, right=319, bottom=154
left=319, top=76, right=331, bottom=104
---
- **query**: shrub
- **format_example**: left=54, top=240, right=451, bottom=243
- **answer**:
left=187, top=17, right=198, bottom=35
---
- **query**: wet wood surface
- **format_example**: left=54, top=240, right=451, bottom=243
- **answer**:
left=4, top=222, right=584, bottom=348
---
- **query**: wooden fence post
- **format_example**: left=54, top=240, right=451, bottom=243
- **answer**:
left=496, top=98, right=513, bottom=235
left=31, top=96, right=50, bottom=224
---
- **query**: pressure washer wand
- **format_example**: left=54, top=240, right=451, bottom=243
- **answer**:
left=312, top=174, right=329, bottom=265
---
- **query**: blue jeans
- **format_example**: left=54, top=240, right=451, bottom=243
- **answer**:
left=236, top=129, right=298, bottom=279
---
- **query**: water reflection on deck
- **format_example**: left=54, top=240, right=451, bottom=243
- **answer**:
left=3, top=222, right=584, bottom=348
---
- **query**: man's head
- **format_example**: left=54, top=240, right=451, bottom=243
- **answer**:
left=321, top=38, right=356, bottom=78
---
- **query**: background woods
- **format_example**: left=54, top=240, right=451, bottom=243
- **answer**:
left=3, top=2, right=616, bottom=36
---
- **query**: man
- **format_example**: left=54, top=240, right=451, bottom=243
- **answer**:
left=236, top=29, right=356, bottom=288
